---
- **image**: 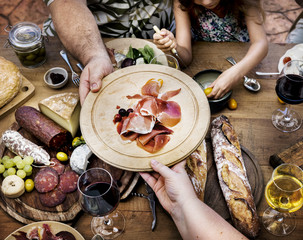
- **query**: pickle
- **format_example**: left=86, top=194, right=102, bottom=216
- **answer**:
left=25, top=53, right=37, bottom=61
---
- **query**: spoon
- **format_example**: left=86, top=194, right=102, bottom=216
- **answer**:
left=226, top=56, right=261, bottom=92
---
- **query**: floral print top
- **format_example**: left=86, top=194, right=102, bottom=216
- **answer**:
left=192, top=8, right=249, bottom=42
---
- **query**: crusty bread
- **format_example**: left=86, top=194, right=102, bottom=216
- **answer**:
left=211, top=115, right=260, bottom=238
left=185, top=139, right=207, bottom=201
left=0, top=56, right=22, bottom=108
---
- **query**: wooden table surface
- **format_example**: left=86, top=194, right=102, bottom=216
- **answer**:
left=0, top=36, right=303, bottom=240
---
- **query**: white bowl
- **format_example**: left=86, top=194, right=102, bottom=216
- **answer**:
left=44, top=67, right=68, bottom=89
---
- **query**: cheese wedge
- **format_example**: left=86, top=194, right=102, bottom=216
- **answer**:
left=38, top=93, right=81, bottom=137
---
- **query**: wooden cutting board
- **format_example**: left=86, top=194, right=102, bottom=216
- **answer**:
left=204, top=139, right=263, bottom=219
left=269, top=137, right=303, bottom=169
left=0, top=123, right=139, bottom=224
left=81, top=64, right=210, bottom=172
left=0, top=76, right=35, bottom=119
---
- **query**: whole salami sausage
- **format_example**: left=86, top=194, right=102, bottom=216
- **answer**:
left=34, top=167, right=59, bottom=193
left=15, top=106, right=72, bottom=150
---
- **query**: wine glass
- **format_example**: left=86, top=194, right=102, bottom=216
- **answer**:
left=262, top=163, right=303, bottom=236
left=272, top=60, right=303, bottom=132
left=150, top=53, right=180, bottom=69
left=77, top=168, right=125, bottom=239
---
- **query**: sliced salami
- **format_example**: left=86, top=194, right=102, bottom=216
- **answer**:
left=59, top=170, right=79, bottom=193
left=34, top=167, right=59, bottom=193
left=39, top=187, right=66, bottom=207
left=50, top=158, right=65, bottom=175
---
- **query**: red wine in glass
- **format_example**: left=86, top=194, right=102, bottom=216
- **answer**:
left=276, top=74, right=303, bottom=104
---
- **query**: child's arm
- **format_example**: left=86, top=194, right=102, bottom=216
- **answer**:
left=208, top=7, right=268, bottom=99
left=153, top=0, right=192, bottom=65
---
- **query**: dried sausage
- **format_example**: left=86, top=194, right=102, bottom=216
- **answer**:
left=15, top=106, right=72, bottom=150
left=39, top=187, right=66, bottom=207
left=50, top=158, right=65, bottom=175
left=34, top=167, right=59, bottom=193
left=59, top=171, right=79, bottom=193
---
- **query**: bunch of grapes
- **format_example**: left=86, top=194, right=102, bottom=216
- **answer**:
left=0, top=155, right=34, bottom=179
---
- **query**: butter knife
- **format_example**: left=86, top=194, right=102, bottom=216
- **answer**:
left=145, top=182, right=157, bottom=231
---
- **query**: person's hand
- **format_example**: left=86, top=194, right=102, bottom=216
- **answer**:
left=153, top=28, right=177, bottom=52
left=207, top=67, right=241, bottom=99
left=140, top=159, right=196, bottom=215
left=79, top=55, right=114, bottom=105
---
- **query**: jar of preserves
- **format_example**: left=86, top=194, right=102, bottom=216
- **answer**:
left=6, top=22, right=46, bottom=68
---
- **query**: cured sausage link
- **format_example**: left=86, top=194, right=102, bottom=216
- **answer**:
left=15, top=106, right=72, bottom=150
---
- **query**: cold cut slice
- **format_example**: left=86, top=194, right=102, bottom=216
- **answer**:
left=34, top=167, right=59, bottom=193
left=39, top=187, right=66, bottom=207
left=50, top=158, right=65, bottom=175
left=15, top=106, right=72, bottom=150
left=59, top=170, right=79, bottom=193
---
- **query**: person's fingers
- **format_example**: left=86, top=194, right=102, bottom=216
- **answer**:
left=150, top=159, right=173, bottom=178
left=171, top=160, right=186, bottom=173
left=139, top=172, right=157, bottom=188
left=79, top=68, right=91, bottom=105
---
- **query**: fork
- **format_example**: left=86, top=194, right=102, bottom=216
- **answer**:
left=60, top=50, right=80, bottom=87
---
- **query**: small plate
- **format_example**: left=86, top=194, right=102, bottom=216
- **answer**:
left=44, top=67, right=68, bottom=89
left=4, top=221, right=85, bottom=240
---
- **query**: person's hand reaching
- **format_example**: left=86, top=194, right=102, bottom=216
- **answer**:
left=153, top=28, right=177, bottom=53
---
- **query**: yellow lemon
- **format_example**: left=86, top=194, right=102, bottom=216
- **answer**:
left=228, top=98, right=238, bottom=110
left=56, top=152, right=68, bottom=161
left=204, top=87, right=213, bottom=96
left=25, top=179, right=34, bottom=192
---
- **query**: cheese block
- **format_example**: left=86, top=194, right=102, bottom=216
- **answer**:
left=38, top=93, right=80, bottom=137
left=70, top=144, right=92, bottom=174
left=0, top=56, right=23, bottom=108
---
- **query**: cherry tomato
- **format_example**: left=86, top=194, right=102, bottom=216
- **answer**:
left=283, top=56, right=291, bottom=65
left=228, top=98, right=238, bottom=110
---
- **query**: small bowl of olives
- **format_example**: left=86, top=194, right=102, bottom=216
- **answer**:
left=44, top=67, right=68, bottom=89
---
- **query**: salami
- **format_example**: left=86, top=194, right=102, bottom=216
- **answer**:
left=59, top=171, right=79, bottom=193
left=50, top=158, right=65, bottom=175
left=39, top=187, right=66, bottom=207
left=15, top=106, right=72, bottom=150
left=34, top=167, right=59, bottom=193
left=1, top=130, right=50, bottom=165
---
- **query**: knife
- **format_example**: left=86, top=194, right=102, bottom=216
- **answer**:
left=145, top=182, right=157, bottom=231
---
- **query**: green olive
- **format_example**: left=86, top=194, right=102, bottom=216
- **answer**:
left=39, top=47, right=46, bottom=56
left=25, top=53, right=37, bottom=61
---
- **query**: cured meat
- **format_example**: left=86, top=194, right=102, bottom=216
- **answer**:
left=137, top=134, right=171, bottom=153
left=159, top=88, right=181, bottom=101
left=34, top=167, right=59, bottom=193
left=141, top=78, right=161, bottom=97
left=137, top=124, right=173, bottom=145
left=2, top=130, right=50, bottom=165
left=136, top=96, right=158, bottom=116
left=156, top=99, right=181, bottom=127
left=15, top=106, right=72, bottom=150
left=50, top=158, right=65, bottom=175
left=39, top=188, right=66, bottom=207
left=56, top=231, right=76, bottom=240
left=59, top=171, right=79, bottom=193
left=120, top=112, right=155, bottom=135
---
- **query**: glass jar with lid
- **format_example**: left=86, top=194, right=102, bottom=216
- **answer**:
left=6, top=22, right=47, bottom=68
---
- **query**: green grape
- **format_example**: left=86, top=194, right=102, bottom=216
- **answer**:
left=2, top=155, right=10, bottom=161
left=0, top=164, right=5, bottom=174
left=17, top=170, right=26, bottom=179
left=3, top=159, right=14, bottom=169
left=16, top=161, right=25, bottom=169
left=7, top=167, right=16, bottom=175
left=0, top=158, right=2, bottom=164
left=26, top=170, right=32, bottom=177
left=23, top=156, right=34, bottom=165
left=23, top=164, right=32, bottom=173
left=3, top=170, right=8, bottom=178
left=13, top=156, right=23, bottom=164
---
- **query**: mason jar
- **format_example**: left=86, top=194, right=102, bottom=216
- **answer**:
left=6, top=22, right=46, bottom=68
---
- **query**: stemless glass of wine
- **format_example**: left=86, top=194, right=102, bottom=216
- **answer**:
left=272, top=60, right=303, bottom=132
left=262, top=163, right=303, bottom=236
left=77, top=168, right=125, bottom=239
left=150, top=53, right=180, bottom=69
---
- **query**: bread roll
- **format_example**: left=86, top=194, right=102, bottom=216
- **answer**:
left=0, top=56, right=22, bottom=108
left=185, top=139, right=207, bottom=201
left=211, top=115, right=260, bottom=238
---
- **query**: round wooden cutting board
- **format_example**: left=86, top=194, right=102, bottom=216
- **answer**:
left=80, top=65, right=210, bottom=171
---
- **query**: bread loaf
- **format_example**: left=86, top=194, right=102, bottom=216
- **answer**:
left=185, top=139, right=207, bottom=201
left=211, top=115, right=260, bottom=238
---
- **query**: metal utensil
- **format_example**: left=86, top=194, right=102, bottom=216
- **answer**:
left=226, top=56, right=261, bottom=92
left=256, top=71, right=280, bottom=76
left=145, top=182, right=157, bottom=231
left=60, top=50, right=80, bottom=87
left=76, top=62, right=84, bottom=71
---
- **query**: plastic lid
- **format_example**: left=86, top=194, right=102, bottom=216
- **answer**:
left=8, top=22, right=42, bottom=49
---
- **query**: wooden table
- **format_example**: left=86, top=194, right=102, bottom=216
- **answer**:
left=0, top=36, right=302, bottom=240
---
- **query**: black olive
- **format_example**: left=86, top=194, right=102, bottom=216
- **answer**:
left=118, top=108, right=127, bottom=117
left=121, top=58, right=136, bottom=68
left=127, top=108, right=134, bottom=115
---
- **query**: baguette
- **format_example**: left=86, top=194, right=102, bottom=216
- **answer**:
left=185, top=139, right=207, bottom=201
left=211, top=115, right=260, bottom=238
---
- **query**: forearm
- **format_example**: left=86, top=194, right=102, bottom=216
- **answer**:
left=171, top=198, right=248, bottom=240
left=49, top=0, right=109, bottom=65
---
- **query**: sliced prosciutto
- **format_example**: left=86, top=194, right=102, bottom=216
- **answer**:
left=156, top=99, right=181, bottom=127
left=137, top=134, right=171, bottom=153
left=137, top=124, right=173, bottom=146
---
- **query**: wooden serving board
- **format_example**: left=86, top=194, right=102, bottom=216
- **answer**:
left=204, top=139, right=263, bottom=219
left=0, top=123, right=139, bottom=224
left=0, top=76, right=35, bottom=119
left=81, top=64, right=210, bottom=171
left=269, top=136, right=303, bottom=169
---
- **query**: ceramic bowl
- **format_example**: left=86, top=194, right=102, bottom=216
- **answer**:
left=193, top=69, right=232, bottom=113
left=44, top=67, right=68, bottom=89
